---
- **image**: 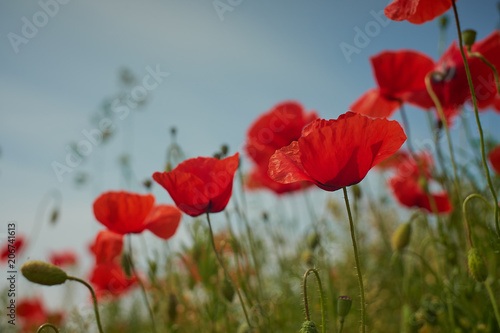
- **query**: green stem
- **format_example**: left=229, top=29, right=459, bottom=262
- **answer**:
left=302, top=268, right=326, bottom=333
left=342, top=187, right=366, bottom=333
left=127, top=235, right=157, bottom=333
left=462, top=193, right=492, bottom=248
left=425, top=72, right=462, bottom=201
left=36, top=323, right=59, bottom=333
left=468, top=52, right=500, bottom=96
left=338, top=320, right=345, bottom=333
left=206, top=212, right=252, bottom=329
left=66, top=276, right=104, bottom=333
left=485, top=281, right=500, bottom=330
left=450, top=0, right=500, bottom=237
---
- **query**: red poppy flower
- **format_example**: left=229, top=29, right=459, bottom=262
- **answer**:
left=408, top=31, right=500, bottom=122
left=89, top=261, right=137, bottom=299
left=489, top=145, right=500, bottom=175
left=268, top=112, right=407, bottom=191
left=244, top=101, right=318, bottom=194
left=350, top=50, right=435, bottom=118
left=93, top=191, right=182, bottom=240
left=387, top=150, right=452, bottom=213
left=1, top=235, right=26, bottom=263
left=389, top=175, right=452, bottom=213
left=153, top=153, right=239, bottom=217
left=49, top=250, right=78, bottom=267
left=18, top=297, right=64, bottom=332
left=384, top=0, right=454, bottom=25
left=89, top=230, right=124, bottom=264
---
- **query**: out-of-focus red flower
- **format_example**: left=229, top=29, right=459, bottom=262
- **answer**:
left=268, top=112, right=407, bottom=191
left=350, top=50, right=435, bottom=118
left=153, top=153, right=239, bottom=217
left=488, top=145, right=500, bottom=175
left=375, top=150, right=411, bottom=171
left=93, top=191, right=182, bottom=240
left=384, top=0, right=454, bottom=24
left=89, top=261, right=137, bottom=300
left=49, top=250, right=78, bottom=267
left=408, top=31, right=500, bottom=122
left=17, top=297, right=64, bottom=332
left=89, top=230, right=124, bottom=264
left=1, top=235, right=26, bottom=263
left=388, top=151, right=452, bottom=214
left=244, top=101, right=318, bottom=194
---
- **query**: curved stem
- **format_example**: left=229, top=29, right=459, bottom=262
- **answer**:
left=66, top=276, right=104, bottom=333
left=462, top=193, right=492, bottom=248
left=206, top=212, right=252, bottom=329
left=36, top=323, right=59, bottom=333
left=468, top=52, right=500, bottom=96
left=126, top=235, right=157, bottom=333
left=485, top=281, right=500, bottom=330
left=450, top=0, right=500, bottom=237
left=425, top=72, right=462, bottom=201
left=342, top=187, right=366, bottom=333
left=302, top=268, right=326, bottom=333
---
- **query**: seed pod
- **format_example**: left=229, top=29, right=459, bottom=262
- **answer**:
left=300, top=320, right=319, bottom=333
left=337, top=295, right=352, bottom=318
left=307, top=232, right=320, bottom=250
left=468, top=248, right=488, bottom=282
left=21, top=260, right=68, bottom=286
left=391, top=222, right=412, bottom=251
left=462, top=29, right=477, bottom=51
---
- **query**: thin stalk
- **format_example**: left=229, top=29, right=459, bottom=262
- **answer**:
left=206, top=212, right=252, bottom=329
left=485, top=281, right=500, bottom=330
left=461, top=193, right=492, bottom=248
left=127, top=235, right=157, bottom=333
left=67, top=276, right=104, bottom=333
left=425, top=72, right=462, bottom=200
left=450, top=0, right=500, bottom=237
left=342, top=187, right=366, bottom=333
left=302, top=268, right=326, bottom=333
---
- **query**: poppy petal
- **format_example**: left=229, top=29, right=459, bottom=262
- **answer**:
left=144, top=205, right=182, bottom=240
left=349, top=88, right=400, bottom=118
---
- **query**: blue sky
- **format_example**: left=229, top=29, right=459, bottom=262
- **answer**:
left=1, top=0, right=500, bottom=309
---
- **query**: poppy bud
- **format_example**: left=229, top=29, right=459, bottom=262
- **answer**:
left=468, top=248, right=488, bottom=282
left=213, top=152, right=222, bottom=160
left=418, top=176, right=429, bottom=194
left=462, top=29, right=477, bottom=51
left=168, top=292, right=178, bottom=323
left=50, top=208, right=59, bottom=225
left=221, top=278, right=235, bottom=302
left=307, top=232, right=320, bottom=250
left=300, top=320, right=319, bottom=333
left=337, top=295, right=352, bottom=318
left=21, top=260, right=68, bottom=286
left=220, top=144, right=229, bottom=156
left=301, top=249, right=314, bottom=267
left=391, top=222, right=412, bottom=251
left=439, top=15, right=448, bottom=29
left=352, top=184, right=362, bottom=199
left=165, top=162, right=172, bottom=172
left=143, top=178, right=153, bottom=190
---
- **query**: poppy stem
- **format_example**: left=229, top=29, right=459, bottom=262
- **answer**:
left=302, top=268, right=326, bottom=333
left=485, top=281, right=500, bottom=330
left=206, top=212, right=252, bottom=329
left=450, top=0, right=500, bottom=238
left=342, top=187, right=366, bottom=333
left=424, top=72, right=462, bottom=201
left=66, top=276, right=104, bottom=333
left=36, top=323, right=59, bottom=333
left=126, top=235, right=157, bottom=333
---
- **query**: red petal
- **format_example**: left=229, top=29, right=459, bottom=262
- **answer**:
left=385, top=0, right=453, bottom=25
left=144, top=205, right=182, bottom=240
left=268, top=141, right=314, bottom=185
left=246, top=165, right=312, bottom=195
left=93, top=191, right=155, bottom=235
left=349, top=89, right=400, bottom=118
left=90, top=230, right=124, bottom=264
left=488, top=145, right=500, bottom=175
left=153, top=153, right=239, bottom=217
